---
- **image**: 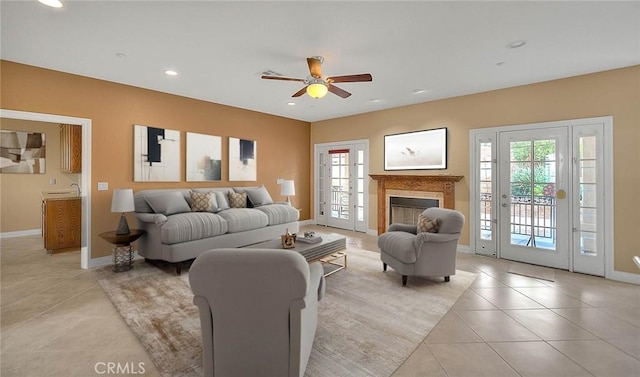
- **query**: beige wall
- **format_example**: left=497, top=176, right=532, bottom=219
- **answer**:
left=1, top=61, right=311, bottom=258
left=2, top=60, right=638, bottom=275
left=0, top=118, right=80, bottom=233
left=311, top=65, right=640, bottom=274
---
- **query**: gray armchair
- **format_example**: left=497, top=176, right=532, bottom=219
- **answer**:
left=377, top=207, right=465, bottom=286
left=189, top=248, right=325, bottom=377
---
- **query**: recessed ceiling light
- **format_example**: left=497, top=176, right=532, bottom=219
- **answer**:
left=506, top=40, right=526, bottom=49
left=496, top=61, right=506, bottom=66
left=38, top=0, right=63, bottom=8
left=287, top=102, right=296, bottom=106
left=412, top=89, right=428, bottom=94
left=164, top=70, right=178, bottom=76
left=370, top=98, right=381, bottom=103
left=115, top=53, right=127, bottom=59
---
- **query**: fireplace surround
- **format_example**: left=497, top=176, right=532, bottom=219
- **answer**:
left=370, top=174, right=463, bottom=235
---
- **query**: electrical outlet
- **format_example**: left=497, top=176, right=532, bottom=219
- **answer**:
left=97, top=182, right=108, bottom=191
left=49, top=178, right=56, bottom=185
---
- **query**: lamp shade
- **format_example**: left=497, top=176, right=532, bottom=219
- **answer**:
left=306, top=82, right=328, bottom=99
left=111, top=189, right=135, bottom=213
left=281, top=180, right=295, bottom=196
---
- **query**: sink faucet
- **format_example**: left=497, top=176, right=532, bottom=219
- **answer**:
left=71, top=183, right=81, bottom=195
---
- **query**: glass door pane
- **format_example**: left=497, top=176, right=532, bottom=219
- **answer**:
left=480, top=142, right=493, bottom=241
left=508, top=139, right=557, bottom=250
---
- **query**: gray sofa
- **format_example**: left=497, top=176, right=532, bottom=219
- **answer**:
left=134, top=186, right=299, bottom=273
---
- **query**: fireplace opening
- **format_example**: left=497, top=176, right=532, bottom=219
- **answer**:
left=389, top=196, right=439, bottom=225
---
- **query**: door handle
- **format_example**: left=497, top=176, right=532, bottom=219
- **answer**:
left=502, top=203, right=509, bottom=207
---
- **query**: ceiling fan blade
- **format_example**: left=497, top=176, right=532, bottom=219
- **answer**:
left=328, top=84, right=352, bottom=98
left=307, top=57, right=323, bottom=78
left=328, top=73, right=373, bottom=83
left=261, top=75, right=305, bottom=82
left=292, top=86, right=308, bottom=97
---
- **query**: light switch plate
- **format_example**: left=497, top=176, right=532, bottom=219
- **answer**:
left=49, top=178, right=56, bottom=185
left=97, top=182, right=108, bottom=191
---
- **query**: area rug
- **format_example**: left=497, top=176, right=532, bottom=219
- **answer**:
left=95, top=248, right=476, bottom=377
left=507, top=262, right=555, bottom=282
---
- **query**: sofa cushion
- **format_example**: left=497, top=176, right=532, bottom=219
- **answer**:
left=145, top=191, right=191, bottom=216
left=244, top=185, right=274, bottom=206
left=229, top=192, right=247, bottom=208
left=190, top=191, right=216, bottom=212
left=214, top=191, right=231, bottom=211
left=159, top=212, right=228, bottom=245
left=254, top=204, right=299, bottom=225
left=217, top=208, right=268, bottom=233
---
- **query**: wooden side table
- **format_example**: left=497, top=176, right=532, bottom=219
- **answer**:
left=99, top=229, right=145, bottom=272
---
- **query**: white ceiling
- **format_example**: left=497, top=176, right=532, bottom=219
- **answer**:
left=2, top=1, right=639, bottom=122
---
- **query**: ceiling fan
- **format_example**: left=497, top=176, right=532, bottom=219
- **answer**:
left=261, top=56, right=372, bottom=99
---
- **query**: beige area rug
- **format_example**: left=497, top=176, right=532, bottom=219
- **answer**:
left=508, top=262, right=555, bottom=282
left=95, top=248, right=476, bottom=377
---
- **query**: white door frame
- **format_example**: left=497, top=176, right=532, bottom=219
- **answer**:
left=470, top=116, right=619, bottom=280
left=1, top=109, right=93, bottom=269
left=314, top=139, right=369, bottom=232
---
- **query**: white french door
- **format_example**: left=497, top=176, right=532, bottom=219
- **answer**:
left=499, top=128, right=570, bottom=269
left=315, top=141, right=368, bottom=232
left=470, top=117, right=611, bottom=276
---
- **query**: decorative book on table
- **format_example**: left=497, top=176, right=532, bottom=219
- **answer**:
left=296, top=235, right=322, bottom=244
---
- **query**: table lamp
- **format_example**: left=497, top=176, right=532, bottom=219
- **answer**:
left=281, top=180, right=295, bottom=205
left=111, top=189, right=135, bottom=235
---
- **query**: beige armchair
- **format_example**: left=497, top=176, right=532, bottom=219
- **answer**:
left=189, top=248, right=325, bottom=377
left=377, top=207, right=465, bottom=286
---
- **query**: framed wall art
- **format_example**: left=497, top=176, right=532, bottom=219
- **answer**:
left=186, top=132, right=222, bottom=182
left=134, top=124, right=180, bottom=182
left=0, top=130, right=46, bottom=174
left=228, top=137, right=256, bottom=181
left=384, top=127, right=447, bottom=170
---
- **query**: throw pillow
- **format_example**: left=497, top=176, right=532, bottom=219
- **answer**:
left=244, top=185, right=274, bottom=207
left=228, top=192, right=247, bottom=208
left=145, top=191, right=191, bottom=216
left=214, top=191, right=230, bottom=211
left=189, top=191, right=214, bottom=212
left=417, top=214, right=441, bottom=233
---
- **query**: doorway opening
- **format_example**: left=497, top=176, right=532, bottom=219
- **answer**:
left=1, top=109, right=92, bottom=269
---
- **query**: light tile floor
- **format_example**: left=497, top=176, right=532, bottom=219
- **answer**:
left=2, top=226, right=639, bottom=376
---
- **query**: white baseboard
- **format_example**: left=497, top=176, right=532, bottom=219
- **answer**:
left=367, top=228, right=378, bottom=236
left=0, top=228, right=41, bottom=239
left=608, top=269, right=640, bottom=285
left=457, top=244, right=472, bottom=254
left=299, top=219, right=315, bottom=226
left=87, top=251, right=145, bottom=269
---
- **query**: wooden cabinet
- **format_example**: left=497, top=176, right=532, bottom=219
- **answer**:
left=43, top=198, right=82, bottom=251
left=60, top=124, right=82, bottom=174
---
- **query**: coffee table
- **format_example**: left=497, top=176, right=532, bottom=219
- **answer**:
left=245, top=233, right=347, bottom=276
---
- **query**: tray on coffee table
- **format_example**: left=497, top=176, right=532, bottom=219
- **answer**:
left=245, top=233, right=347, bottom=276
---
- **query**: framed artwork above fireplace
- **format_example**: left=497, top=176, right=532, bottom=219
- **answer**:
left=384, top=127, right=447, bottom=170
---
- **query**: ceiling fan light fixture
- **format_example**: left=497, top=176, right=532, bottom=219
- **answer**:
left=306, top=82, right=328, bottom=99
